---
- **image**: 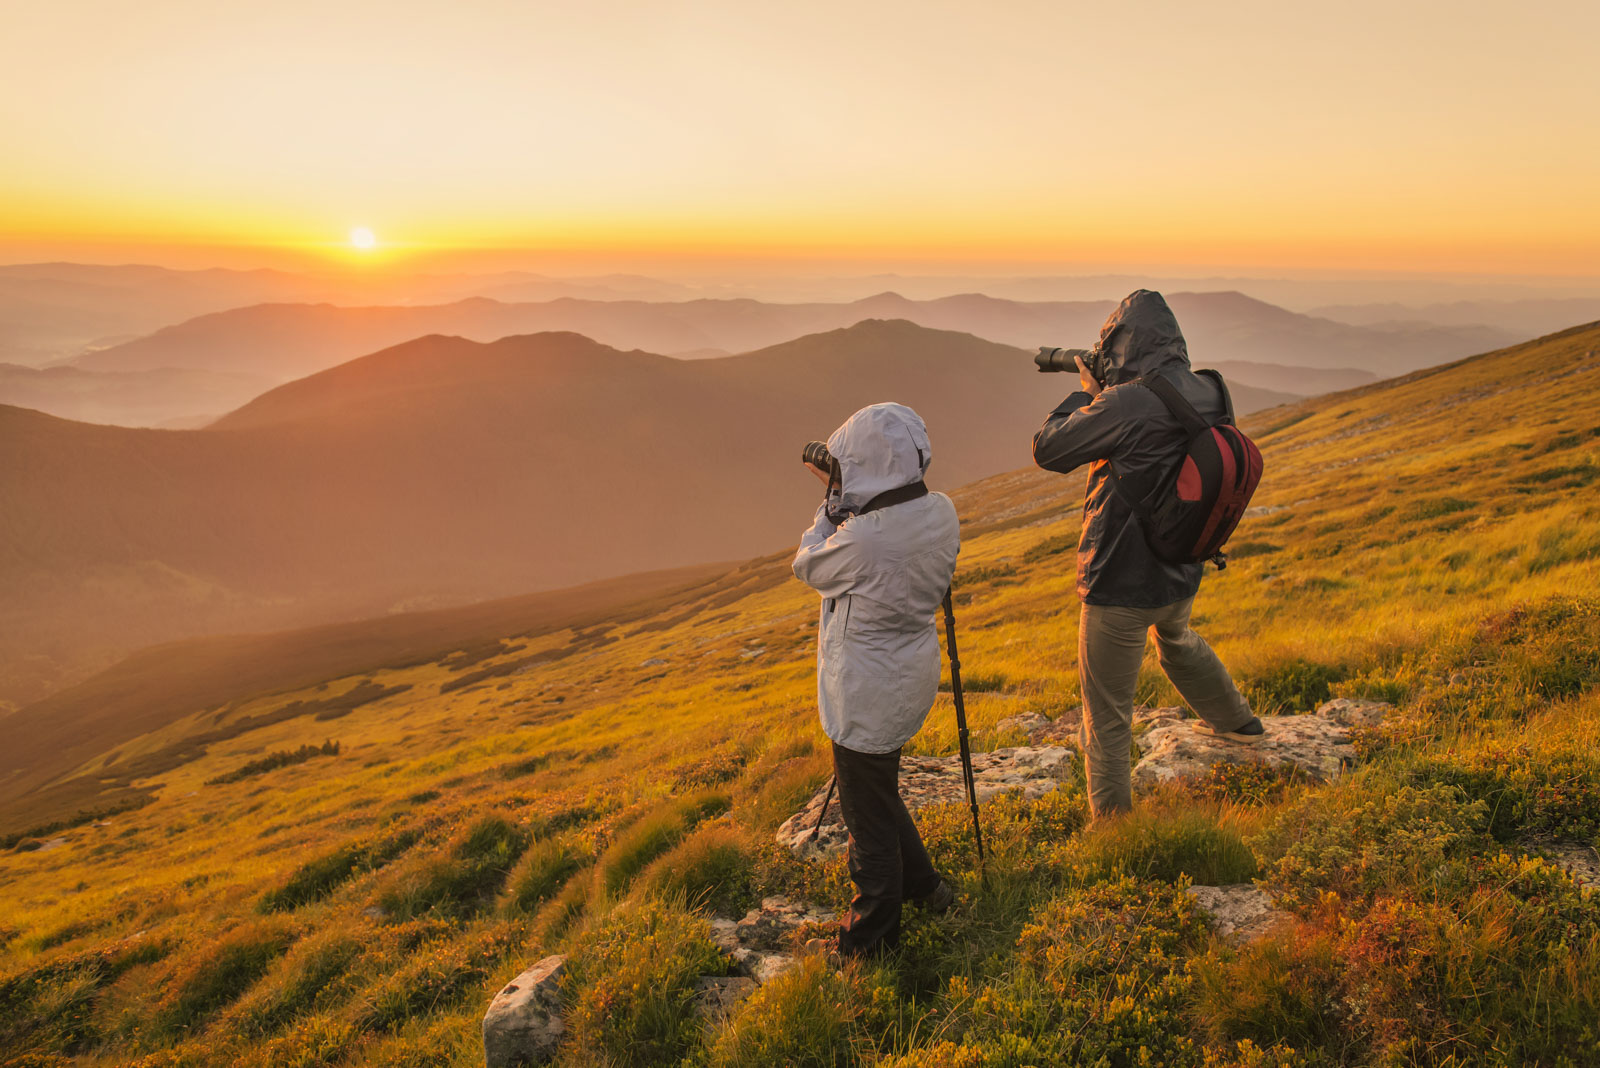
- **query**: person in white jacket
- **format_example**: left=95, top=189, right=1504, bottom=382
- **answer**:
left=792, top=402, right=961, bottom=957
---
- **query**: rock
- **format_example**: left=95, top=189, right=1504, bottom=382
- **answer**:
left=361, top=906, right=387, bottom=921
left=1133, top=705, right=1188, bottom=729
left=776, top=747, right=1078, bottom=858
left=1131, top=699, right=1390, bottom=790
left=995, top=711, right=1051, bottom=736
left=483, top=954, right=567, bottom=1068
left=640, top=658, right=667, bottom=667
left=1314, top=698, right=1390, bottom=728
left=1524, top=837, right=1600, bottom=890
left=693, top=975, right=758, bottom=1017
left=711, top=896, right=835, bottom=982
left=1187, top=884, right=1287, bottom=942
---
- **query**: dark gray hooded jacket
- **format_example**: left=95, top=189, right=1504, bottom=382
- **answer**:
left=1031, top=290, right=1229, bottom=608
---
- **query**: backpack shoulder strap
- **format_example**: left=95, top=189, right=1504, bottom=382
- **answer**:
left=1136, top=372, right=1212, bottom=436
left=1194, top=368, right=1235, bottom=424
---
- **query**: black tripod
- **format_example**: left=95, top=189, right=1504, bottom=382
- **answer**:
left=808, top=587, right=985, bottom=868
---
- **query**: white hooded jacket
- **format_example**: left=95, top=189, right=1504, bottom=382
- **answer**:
left=792, top=403, right=961, bottom=753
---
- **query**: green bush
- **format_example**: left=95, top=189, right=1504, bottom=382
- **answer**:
left=1250, top=784, right=1488, bottom=911
left=503, top=836, right=589, bottom=915
left=381, top=816, right=531, bottom=919
left=151, top=922, right=295, bottom=1037
left=564, top=899, right=725, bottom=1067
left=259, top=828, right=419, bottom=912
left=639, top=822, right=758, bottom=916
left=1192, top=925, right=1350, bottom=1056
left=707, top=955, right=894, bottom=1068
left=1061, top=803, right=1259, bottom=885
left=954, top=878, right=1209, bottom=1066
left=597, top=792, right=731, bottom=898
left=1243, top=659, right=1345, bottom=714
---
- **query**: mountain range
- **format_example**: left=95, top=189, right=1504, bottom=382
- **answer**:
left=0, top=319, right=1292, bottom=708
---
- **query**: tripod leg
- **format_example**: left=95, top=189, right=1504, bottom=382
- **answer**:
left=808, top=775, right=837, bottom=843
left=942, top=589, right=986, bottom=866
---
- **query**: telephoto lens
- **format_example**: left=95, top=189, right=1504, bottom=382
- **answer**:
left=802, top=441, right=833, bottom=469
left=1035, top=346, right=1095, bottom=373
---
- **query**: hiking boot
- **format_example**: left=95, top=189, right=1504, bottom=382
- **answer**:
left=1191, top=716, right=1266, bottom=745
left=913, top=880, right=955, bottom=915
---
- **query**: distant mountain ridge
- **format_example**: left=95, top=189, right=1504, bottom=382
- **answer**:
left=77, top=290, right=1506, bottom=388
left=0, top=319, right=1292, bottom=708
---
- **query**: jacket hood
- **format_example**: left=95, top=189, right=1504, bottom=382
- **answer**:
left=826, top=402, right=933, bottom=515
left=1093, top=289, right=1190, bottom=386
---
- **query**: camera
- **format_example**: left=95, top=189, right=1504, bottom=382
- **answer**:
left=1035, top=346, right=1100, bottom=376
left=802, top=440, right=833, bottom=470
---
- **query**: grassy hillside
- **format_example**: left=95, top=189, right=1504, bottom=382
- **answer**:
left=1, top=323, right=1597, bottom=1067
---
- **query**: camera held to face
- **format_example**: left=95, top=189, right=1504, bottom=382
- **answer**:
left=1035, top=346, right=1102, bottom=379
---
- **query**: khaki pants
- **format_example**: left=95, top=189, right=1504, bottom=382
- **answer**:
left=1078, top=597, right=1253, bottom=819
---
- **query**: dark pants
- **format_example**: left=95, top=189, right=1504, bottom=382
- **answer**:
left=831, top=741, right=941, bottom=955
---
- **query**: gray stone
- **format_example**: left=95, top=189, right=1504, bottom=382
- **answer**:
left=776, top=747, right=1077, bottom=858
left=1131, top=699, right=1391, bottom=790
left=640, top=658, right=667, bottom=667
left=1524, top=837, right=1600, bottom=890
left=711, top=897, right=835, bottom=982
left=483, top=954, right=567, bottom=1068
left=693, top=975, right=758, bottom=1017
left=1133, top=705, right=1188, bottom=729
left=995, top=711, right=1051, bottom=737
left=1187, top=884, right=1287, bottom=942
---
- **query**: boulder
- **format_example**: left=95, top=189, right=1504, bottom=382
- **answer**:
left=1131, top=699, right=1391, bottom=790
left=1186, top=884, right=1288, bottom=942
left=692, top=975, right=758, bottom=1018
left=776, top=747, right=1077, bottom=858
left=1523, top=836, right=1600, bottom=890
left=711, top=896, right=836, bottom=983
left=1133, top=705, right=1188, bottom=730
left=483, top=954, right=567, bottom=1068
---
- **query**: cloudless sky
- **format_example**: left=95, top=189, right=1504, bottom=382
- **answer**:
left=2, top=0, right=1597, bottom=274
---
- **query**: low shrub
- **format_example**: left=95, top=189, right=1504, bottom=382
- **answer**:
left=638, top=822, right=758, bottom=916
left=150, top=922, right=296, bottom=1037
left=1243, top=659, right=1345, bottom=714
left=563, top=899, right=724, bottom=1067
left=229, top=926, right=365, bottom=1036
left=1191, top=924, right=1349, bottom=1056
left=1250, top=783, right=1488, bottom=911
left=1061, top=803, right=1258, bottom=886
left=597, top=792, right=730, bottom=898
left=380, top=816, right=531, bottom=919
left=503, top=836, right=589, bottom=916
left=706, top=955, right=896, bottom=1068
left=259, top=828, right=419, bottom=913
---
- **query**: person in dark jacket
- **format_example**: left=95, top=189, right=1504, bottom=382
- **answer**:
left=1032, top=290, right=1263, bottom=819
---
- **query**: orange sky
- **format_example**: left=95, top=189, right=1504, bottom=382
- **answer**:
left=3, top=1, right=1597, bottom=276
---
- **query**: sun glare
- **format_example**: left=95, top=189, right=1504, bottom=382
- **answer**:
left=349, top=227, right=377, bottom=250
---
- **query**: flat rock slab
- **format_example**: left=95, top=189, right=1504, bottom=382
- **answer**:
left=1132, top=700, right=1390, bottom=790
left=1187, top=884, right=1288, bottom=942
left=1523, top=837, right=1600, bottom=890
left=776, top=746, right=1077, bottom=858
left=711, top=896, right=836, bottom=983
left=483, top=954, right=567, bottom=1068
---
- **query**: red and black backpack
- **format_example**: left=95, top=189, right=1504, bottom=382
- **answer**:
left=1118, top=369, right=1263, bottom=568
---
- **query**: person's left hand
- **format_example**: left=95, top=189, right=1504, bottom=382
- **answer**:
left=804, top=461, right=833, bottom=488
left=1074, top=354, right=1104, bottom=398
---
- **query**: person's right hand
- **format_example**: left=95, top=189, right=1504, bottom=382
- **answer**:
left=804, top=461, right=832, bottom=488
left=1075, top=354, right=1105, bottom=398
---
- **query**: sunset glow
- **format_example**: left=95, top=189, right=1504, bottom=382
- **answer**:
left=349, top=227, right=377, bottom=251
left=1, top=1, right=1596, bottom=276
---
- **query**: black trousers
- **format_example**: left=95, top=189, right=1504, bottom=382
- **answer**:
left=831, top=741, right=941, bottom=955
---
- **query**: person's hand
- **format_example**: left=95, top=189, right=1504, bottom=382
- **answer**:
left=804, top=461, right=833, bottom=488
left=1074, top=354, right=1104, bottom=398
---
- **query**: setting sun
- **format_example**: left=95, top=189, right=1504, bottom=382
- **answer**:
left=349, top=227, right=377, bottom=250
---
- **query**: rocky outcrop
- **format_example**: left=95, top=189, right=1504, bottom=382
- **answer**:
left=1131, top=699, right=1390, bottom=790
left=710, top=896, right=836, bottom=983
left=776, top=747, right=1077, bottom=857
left=1187, top=884, right=1288, bottom=942
left=483, top=954, right=567, bottom=1068
left=693, top=975, right=759, bottom=1018
left=1523, top=836, right=1600, bottom=890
